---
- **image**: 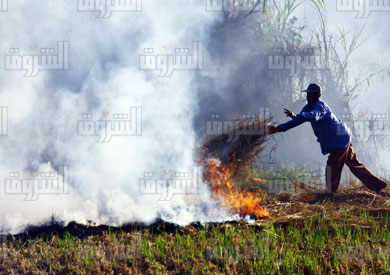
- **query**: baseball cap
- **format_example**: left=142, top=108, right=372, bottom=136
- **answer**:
left=302, top=83, right=322, bottom=94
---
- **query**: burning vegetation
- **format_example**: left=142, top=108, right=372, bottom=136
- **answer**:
left=199, top=116, right=272, bottom=219
left=206, top=157, right=270, bottom=219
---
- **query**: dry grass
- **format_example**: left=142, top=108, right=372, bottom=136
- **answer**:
left=1, top=186, right=389, bottom=274
left=202, top=117, right=272, bottom=166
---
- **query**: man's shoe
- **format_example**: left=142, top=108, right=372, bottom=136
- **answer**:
left=372, top=182, right=387, bottom=194
left=314, top=193, right=334, bottom=203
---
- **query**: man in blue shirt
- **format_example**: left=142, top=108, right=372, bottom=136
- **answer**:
left=268, top=83, right=388, bottom=194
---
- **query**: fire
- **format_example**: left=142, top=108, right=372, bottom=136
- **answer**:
left=206, top=158, right=270, bottom=219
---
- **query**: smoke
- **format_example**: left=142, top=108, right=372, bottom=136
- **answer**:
left=0, top=0, right=234, bottom=234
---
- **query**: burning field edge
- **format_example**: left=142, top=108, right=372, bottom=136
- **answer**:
left=2, top=186, right=389, bottom=242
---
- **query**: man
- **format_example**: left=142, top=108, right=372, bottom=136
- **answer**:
left=268, top=83, right=388, bottom=195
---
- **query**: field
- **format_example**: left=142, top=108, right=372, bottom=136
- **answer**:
left=1, top=184, right=389, bottom=274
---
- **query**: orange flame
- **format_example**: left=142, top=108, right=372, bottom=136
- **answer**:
left=206, top=158, right=270, bottom=219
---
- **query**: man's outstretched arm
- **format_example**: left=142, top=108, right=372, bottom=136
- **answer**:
left=268, top=108, right=305, bottom=134
left=275, top=119, right=304, bottom=132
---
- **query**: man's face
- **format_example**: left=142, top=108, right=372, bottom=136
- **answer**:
left=306, top=92, right=320, bottom=105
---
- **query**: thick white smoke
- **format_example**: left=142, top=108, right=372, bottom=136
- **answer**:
left=0, top=0, right=232, bottom=234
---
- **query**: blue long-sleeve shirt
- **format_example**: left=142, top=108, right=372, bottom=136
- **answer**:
left=276, top=99, right=352, bottom=155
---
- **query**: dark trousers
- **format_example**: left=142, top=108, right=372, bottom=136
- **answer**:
left=325, top=143, right=387, bottom=193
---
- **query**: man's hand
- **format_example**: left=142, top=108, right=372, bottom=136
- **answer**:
left=268, top=126, right=278, bottom=134
left=284, top=108, right=297, bottom=120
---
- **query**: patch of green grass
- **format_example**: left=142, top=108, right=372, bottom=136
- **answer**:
left=1, top=207, right=390, bottom=274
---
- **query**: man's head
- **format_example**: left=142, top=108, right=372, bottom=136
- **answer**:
left=303, top=83, right=322, bottom=105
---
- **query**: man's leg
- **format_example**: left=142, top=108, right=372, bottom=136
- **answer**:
left=344, top=144, right=387, bottom=193
left=326, top=144, right=350, bottom=193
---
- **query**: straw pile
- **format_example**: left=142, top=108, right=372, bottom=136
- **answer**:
left=201, top=117, right=272, bottom=167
